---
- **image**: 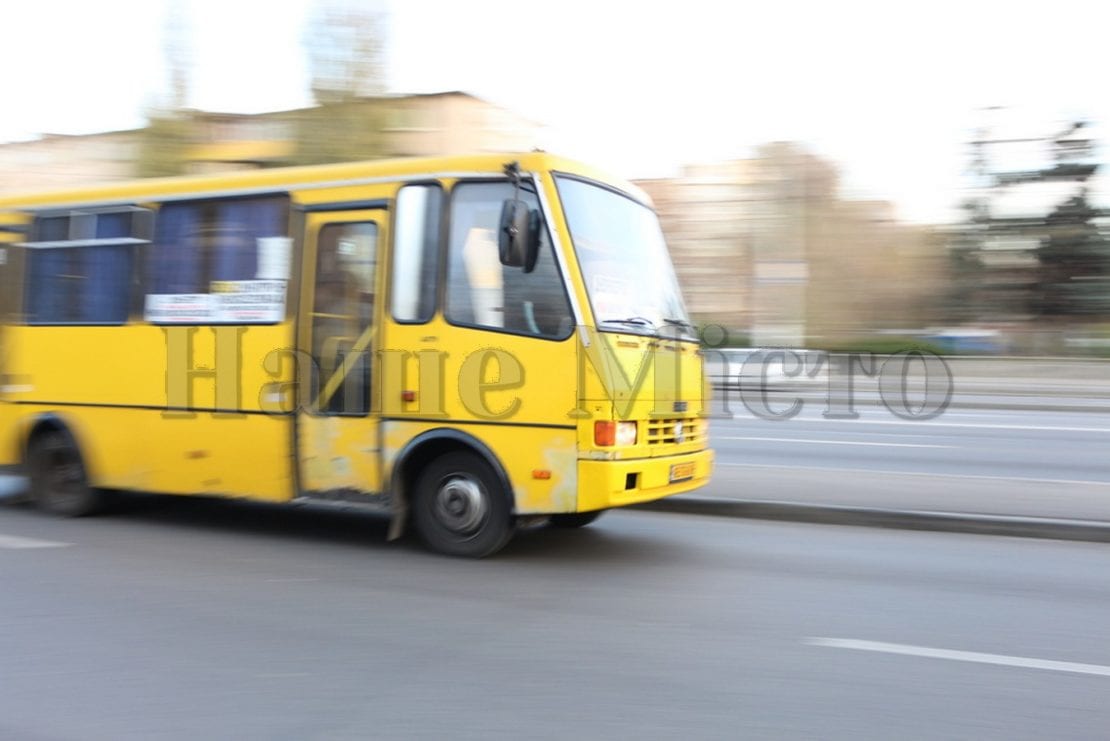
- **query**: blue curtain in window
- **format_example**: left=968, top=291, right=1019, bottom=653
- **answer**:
left=96, top=212, right=129, bottom=240
left=73, top=216, right=133, bottom=323
left=26, top=249, right=68, bottom=323
left=36, top=217, right=69, bottom=242
left=212, top=199, right=285, bottom=282
left=150, top=204, right=202, bottom=294
left=81, top=245, right=131, bottom=323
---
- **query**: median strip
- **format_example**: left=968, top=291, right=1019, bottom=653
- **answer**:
left=633, top=497, right=1110, bottom=543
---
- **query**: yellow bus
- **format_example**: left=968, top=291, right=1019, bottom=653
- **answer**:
left=0, top=152, right=712, bottom=556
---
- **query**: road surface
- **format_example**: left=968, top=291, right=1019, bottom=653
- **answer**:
left=2, top=504, right=1109, bottom=739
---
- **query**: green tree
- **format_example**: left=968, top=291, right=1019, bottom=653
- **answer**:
left=1036, top=190, right=1110, bottom=317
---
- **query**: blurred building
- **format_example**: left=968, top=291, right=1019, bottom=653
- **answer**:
left=0, top=91, right=542, bottom=193
left=638, top=143, right=945, bottom=347
left=0, top=130, right=137, bottom=195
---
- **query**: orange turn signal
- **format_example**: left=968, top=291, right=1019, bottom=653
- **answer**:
left=594, top=421, right=616, bottom=446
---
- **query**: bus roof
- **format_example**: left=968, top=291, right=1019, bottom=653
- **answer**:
left=0, top=152, right=651, bottom=212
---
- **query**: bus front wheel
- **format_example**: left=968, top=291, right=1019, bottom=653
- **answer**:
left=412, top=451, right=513, bottom=558
left=28, top=430, right=103, bottom=517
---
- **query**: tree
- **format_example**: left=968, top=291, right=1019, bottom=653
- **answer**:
left=291, top=1, right=389, bottom=165
left=135, top=112, right=194, bottom=178
left=135, top=0, right=194, bottom=178
left=1036, top=189, right=1110, bottom=317
left=304, top=1, right=386, bottom=104
left=951, top=115, right=1107, bottom=327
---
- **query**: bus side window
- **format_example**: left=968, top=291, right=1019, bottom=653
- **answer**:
left=144, top=195, right=289, bottom=324
left=24, top=211, right=140, bottom=325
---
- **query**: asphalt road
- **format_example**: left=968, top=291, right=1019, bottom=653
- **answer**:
left=2, top=504, right=1110, bottom=739
left=702, top=399, right=1110, bottom=521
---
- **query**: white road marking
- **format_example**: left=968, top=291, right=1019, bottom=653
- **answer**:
left=720, top=436, right=950, bottom=449
left=0, top=534, right=72, bottom=549
left=807, top=638, right=1110, bottom=678
left=715, top=461, right=1110, bottom=487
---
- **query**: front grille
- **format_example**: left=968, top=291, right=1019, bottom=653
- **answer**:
left=645, top=417, right=704, bottom=445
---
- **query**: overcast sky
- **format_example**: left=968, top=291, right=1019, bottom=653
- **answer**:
left=1, top=0, right=1106, bottom=223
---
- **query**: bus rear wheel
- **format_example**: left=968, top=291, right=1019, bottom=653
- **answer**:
left=549, top=510, right=605, bottom=529
left=412, top=451, right=513, bottom=558
left=28, top=430, right=103, bottom=517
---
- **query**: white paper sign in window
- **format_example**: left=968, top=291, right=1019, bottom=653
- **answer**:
left=256, top=236, right=293, bottom=280
left=144, top=294, right=214, bottom=323
left=211, top=280, right=287, bottom=323
left=145, top=281, right=287, bottom=324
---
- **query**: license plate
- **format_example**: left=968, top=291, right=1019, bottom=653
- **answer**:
left=669, top=462, right=695, bottom=483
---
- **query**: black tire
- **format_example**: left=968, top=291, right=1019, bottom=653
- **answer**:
left=28, top=430, right=103, bottom=517
left=411, top=451, right=513, bottom=558
left=548, top=510, right=605, bottom=529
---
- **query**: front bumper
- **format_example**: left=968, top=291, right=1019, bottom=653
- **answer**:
left=575, top=447, right=714, bottom=512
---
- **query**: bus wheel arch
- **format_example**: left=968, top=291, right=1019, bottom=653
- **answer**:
left=389, top=430, right=516, bottom=557
left=24, top=415, right=105, bottom=517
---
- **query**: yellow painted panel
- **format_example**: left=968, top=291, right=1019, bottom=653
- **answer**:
left=139, top=412, right=293, bottom=500
left=0, top=405, right=293, bottom=500
left=3, top=323, right=293, bottom=411
left=0, top=402, right=18, bottom=466
left=298, top=414, right=380, bottom=493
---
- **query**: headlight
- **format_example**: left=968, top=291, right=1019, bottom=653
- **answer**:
left=594, top=420, right=638, bottom=446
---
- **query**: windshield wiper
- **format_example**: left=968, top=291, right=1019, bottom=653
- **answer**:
left=662, top=317, right=696, bottom=332
left=600, top=316, right=661, bottom=335
left=600, top=316, right=656, bottom=330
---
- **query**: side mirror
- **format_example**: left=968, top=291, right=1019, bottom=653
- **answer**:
left=498, top=199, right=541, bottom=273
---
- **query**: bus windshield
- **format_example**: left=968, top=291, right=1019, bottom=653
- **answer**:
left=555, top=175, right=695, bottom=340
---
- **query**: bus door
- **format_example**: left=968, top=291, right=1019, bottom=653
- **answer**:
left=296, top=208, right=386, bottom=501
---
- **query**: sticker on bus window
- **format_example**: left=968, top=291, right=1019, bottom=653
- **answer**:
left=0, top=248, right=6, bottom=266
left=144, top=294, right=215, bottom=323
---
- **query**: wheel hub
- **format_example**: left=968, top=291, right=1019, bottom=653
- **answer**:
left=433, top=476, right=488, bottom=535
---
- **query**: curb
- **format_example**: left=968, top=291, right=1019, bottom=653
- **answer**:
left=633, top=497, right=1110, bottom=544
